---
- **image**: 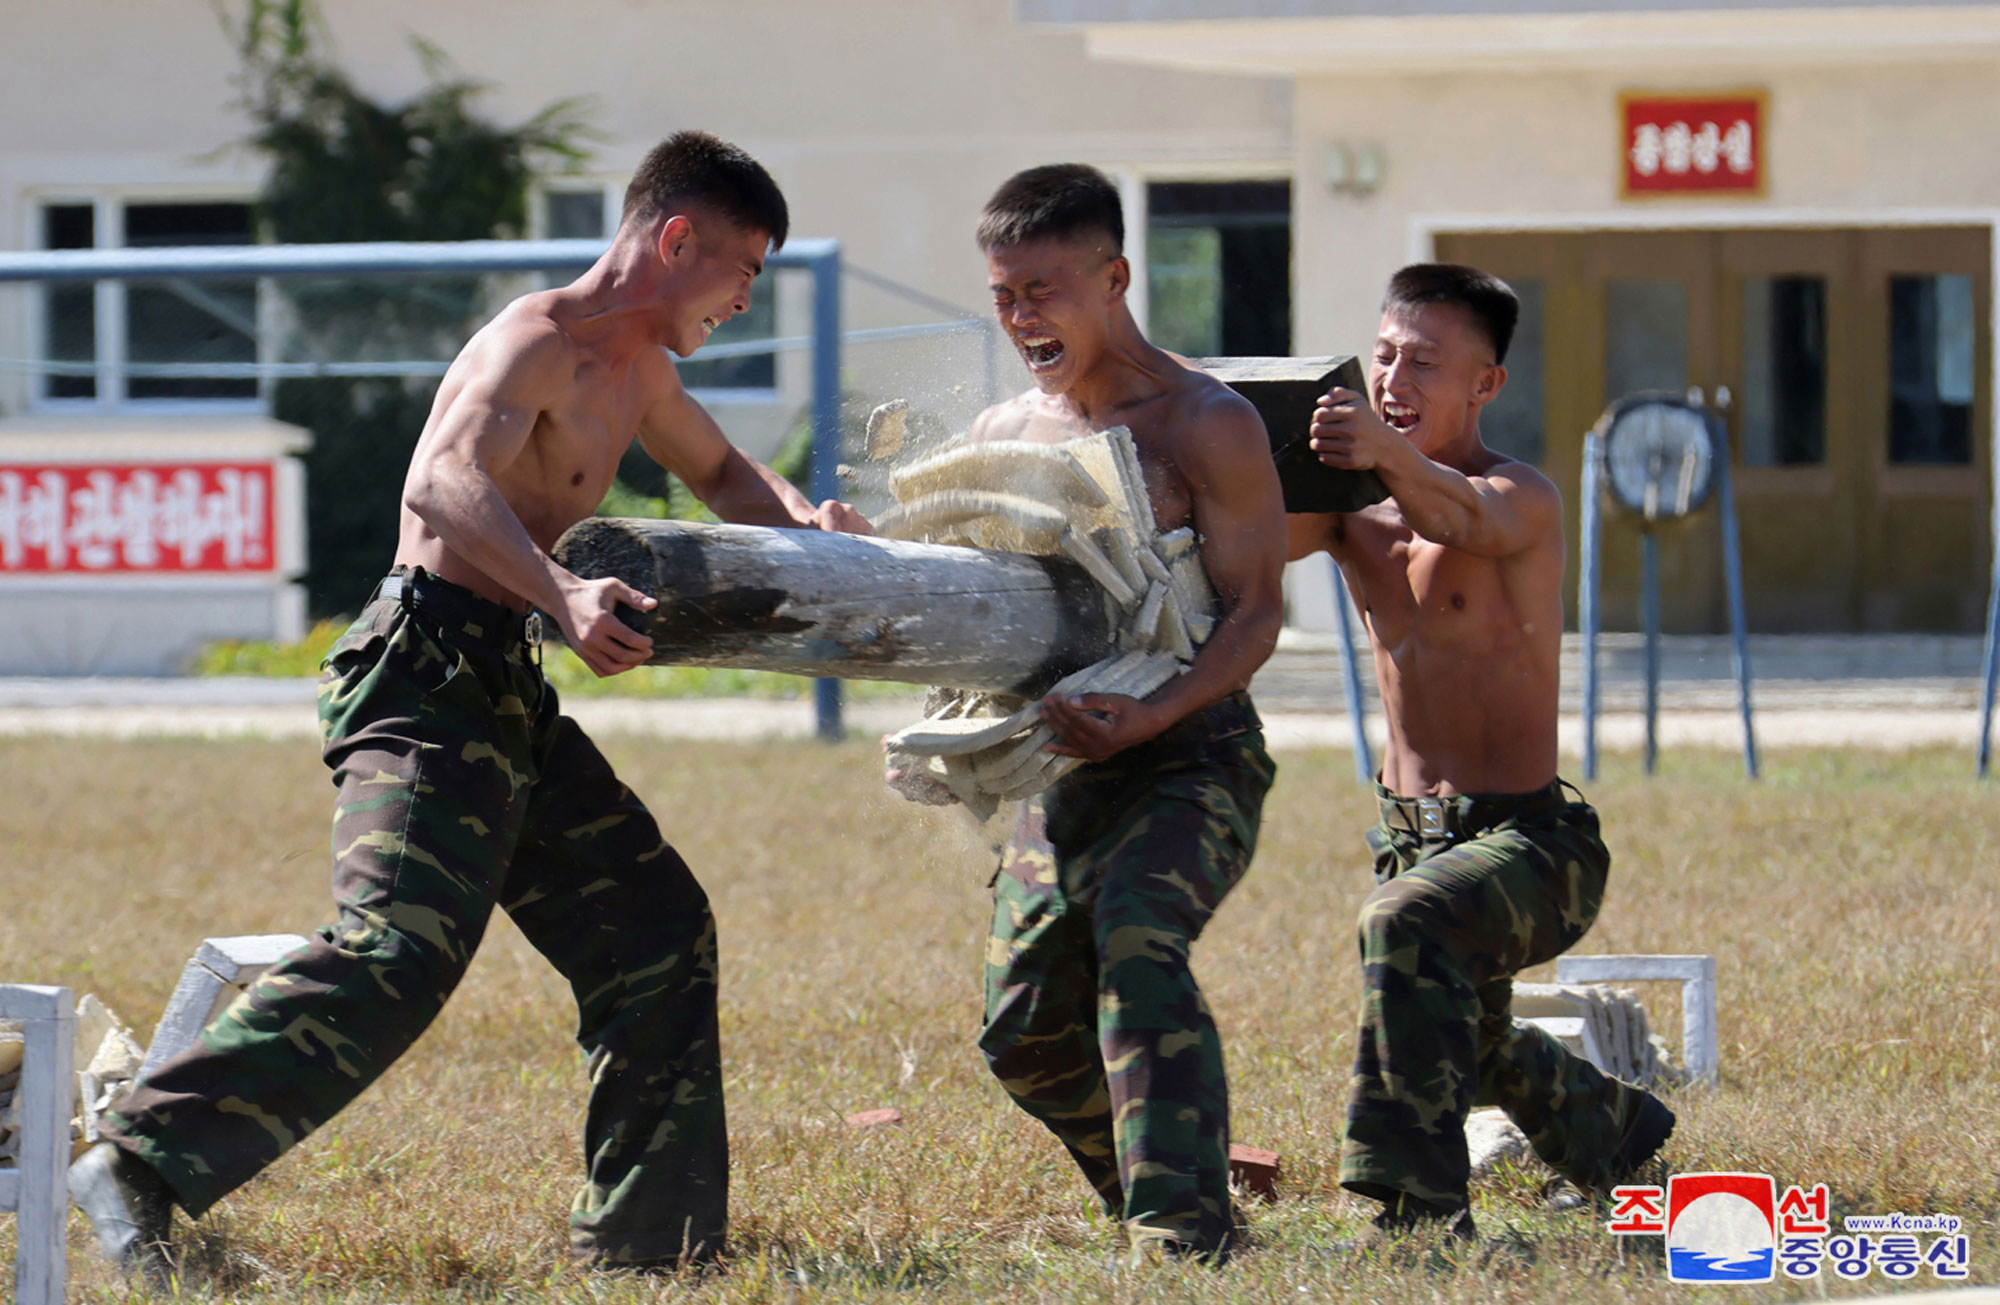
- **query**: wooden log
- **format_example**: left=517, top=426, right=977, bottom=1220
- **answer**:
left=1195, top=354, right=1390, bottom=514
left=552, top=517, right=1116, bottom=695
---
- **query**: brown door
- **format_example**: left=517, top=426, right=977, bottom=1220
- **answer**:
left=1715, top=229, right=1861, bottom=629
left=1434, top=226, right=1991, bottom=633
left=1853, top=227, right=1991, bottom=630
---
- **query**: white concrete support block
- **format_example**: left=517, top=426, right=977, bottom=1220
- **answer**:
left=1556, top=954, right=1718, bottom=1087
left=0, top=984, right=75, bottom=1305
left=138, top=935, right=307, bottom=1082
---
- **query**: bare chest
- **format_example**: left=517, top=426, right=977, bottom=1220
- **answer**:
left=1333, top=510, right=1519, bottom=653
left=494, top=365, right=649, bottom=547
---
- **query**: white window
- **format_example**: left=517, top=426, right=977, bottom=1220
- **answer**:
left=35, top=196, right=260, bottom=411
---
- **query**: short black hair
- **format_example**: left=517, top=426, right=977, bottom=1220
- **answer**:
left=1382, top=263, right=1520, bottom=365
left=622, top=130, right=789, bottom=250
left=976, top=163, right=1123, bottom=254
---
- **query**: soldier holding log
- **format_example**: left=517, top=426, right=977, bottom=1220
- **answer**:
left=913, top=164, right=1287, bottom=1264
left=1288, top=263, right=1674, bottom=1243
left=71, top=131, right=867, bottom=1282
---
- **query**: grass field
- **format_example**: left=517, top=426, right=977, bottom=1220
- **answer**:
left=2, top=736, right=1995, bottom=1302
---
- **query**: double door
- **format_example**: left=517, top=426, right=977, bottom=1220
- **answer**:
left=1435, top=227, right=1990, bottom=632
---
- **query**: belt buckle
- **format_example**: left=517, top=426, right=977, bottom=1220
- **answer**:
left=1416, top=797, right=1447, bottom=837
left=523, top=611, right=543, bottom=648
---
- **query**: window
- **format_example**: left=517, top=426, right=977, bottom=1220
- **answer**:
left=42, top=205, right=96, bottom=399
left=1145, top=181, right=1290, bottom=358
left=1888, top=274, right=1975, bottom=464
left=1482, top=278, right=1545, bottom=465
left=36, top=198, right=257, bottom=407
left=544, top=188, right=610, bottom=241
left=538, top=185, right=775, bottom=391
left=1737, top=276, right=1826, bottom=467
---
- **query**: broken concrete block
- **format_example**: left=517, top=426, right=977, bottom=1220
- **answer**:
left=866, top=399, right=910, bottom=460
left=888, top=440, right=1106, bottom=511
left=1228, top=1143, right=1280, bottom=1201
left=1466, top=1108, right=1532, bottom=1179
left=140, top=935, right=308, bottom=1081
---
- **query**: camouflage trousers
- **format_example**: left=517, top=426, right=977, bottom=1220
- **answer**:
left=104, top=571, right=726, bottom=1264
left=980, top=693, right=1274, bottom=1257
left=1339, top=779, right=1645, bottom=1212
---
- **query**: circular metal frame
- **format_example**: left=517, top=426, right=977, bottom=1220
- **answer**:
left=1595, top=392, right=1719, bottom=523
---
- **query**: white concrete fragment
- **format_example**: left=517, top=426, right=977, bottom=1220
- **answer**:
left=1094, top=526, right=1149, bottom=595
left=1061, top=527, right=1139, bottom=607
left=866, top=399, right=909, bottom=459
left=140, top=935, right=309, bottom=1081
left=889, top=440, right=1107, bottom=510
left=876, top=490, right=1068, bottom=550
left=1466, top=1107, right=1532, bottom=1179
left=1555, top=954, right=1717, bottom=1087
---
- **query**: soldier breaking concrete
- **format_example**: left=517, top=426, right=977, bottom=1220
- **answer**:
left=889, top=164, right=1287, bottom=1264
left=1287, top=264, right=1675, bottom=1245
left=69, top=131, right=869, bottom=1285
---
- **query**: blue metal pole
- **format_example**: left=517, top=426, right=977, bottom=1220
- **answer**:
left=1331, top=564, right=1374, bottom=785
left=1713, top=416, right=1760, bottom=779
left=1978, top=560, right=1999, bottom=778
left=1641, top=530, right=1661, bottom=776
left=809, top=247, right=845, bottom=743
left=1579, top=432, right=1603, bottom=782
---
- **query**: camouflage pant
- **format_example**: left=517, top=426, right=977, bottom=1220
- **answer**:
left=1339, top=780, right=1647, bottom=1211
left=980, top=694, right=1274, bottom=1256
left=104, top=574, right=725, bottom=1264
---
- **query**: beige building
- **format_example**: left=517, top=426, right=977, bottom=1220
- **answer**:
left=1029, top=0, right=2000, bottom=635
left=2, top=0, right=1994, bottom=672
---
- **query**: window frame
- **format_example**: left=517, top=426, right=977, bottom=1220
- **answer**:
left=26, top=188, right=267, bottom=417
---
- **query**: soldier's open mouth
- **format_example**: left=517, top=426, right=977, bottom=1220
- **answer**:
left=1383, top=400, right=1419, bottom=431
left=1021, top=336, right=1065, bottom=371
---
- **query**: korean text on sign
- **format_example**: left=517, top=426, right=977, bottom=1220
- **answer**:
left=0, top=463, right=277, bottom=574
left=1622, top=92, right=1764, bottom=196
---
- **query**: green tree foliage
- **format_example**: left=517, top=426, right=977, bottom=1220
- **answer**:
left=223, top=0, right=594, bottom=613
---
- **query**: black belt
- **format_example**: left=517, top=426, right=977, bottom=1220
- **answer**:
left=1377, top=778, right=1568, bottom=839
left=373, top=568, right=543, bottom=652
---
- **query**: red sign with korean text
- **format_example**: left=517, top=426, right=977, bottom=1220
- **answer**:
left=1622, top=91, right=1765, bottom=197
left=0, top=462, right=277, bottom=574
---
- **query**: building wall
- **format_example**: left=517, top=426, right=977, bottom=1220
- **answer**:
left=1292, top=58, right=2000, bottom=357
left=1, top=0, right=1289, bottom=318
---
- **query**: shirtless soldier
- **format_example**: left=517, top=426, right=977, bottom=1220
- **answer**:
left=940, top=165, right=1287, bottom=1262
left=70, top=130, right=868, bottom=1281
left=1289, top=263, right=1673, bottom=1240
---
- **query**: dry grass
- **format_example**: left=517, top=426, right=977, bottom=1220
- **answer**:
left=1, top=735, right=1995, bottom=1302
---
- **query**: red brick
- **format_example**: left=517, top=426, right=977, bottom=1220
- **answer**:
left=844, top=1108, right=904, bottom=1128
left=1228, top=1143, right=1281, bottom=1201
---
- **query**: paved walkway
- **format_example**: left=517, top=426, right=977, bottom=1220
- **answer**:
left=0, top=633, right=1989, bottom=754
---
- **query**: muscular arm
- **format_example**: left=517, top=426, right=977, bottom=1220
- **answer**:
left=637, top=359, right=816, bottom=527
left=1372, top=443, right=1559, bottom=558
left=1043, top=393, right=1286, bottom=758
left=1145, top=396, right=1286, bottom=720
left=1310, top=387, right=1558, bottom=558
left=637, top=356, right=871, bottom=532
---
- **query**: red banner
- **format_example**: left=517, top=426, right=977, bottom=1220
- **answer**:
left=0, top=462, right=277, bottom=574
left=1622, top=92, right=1764, bottom=197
